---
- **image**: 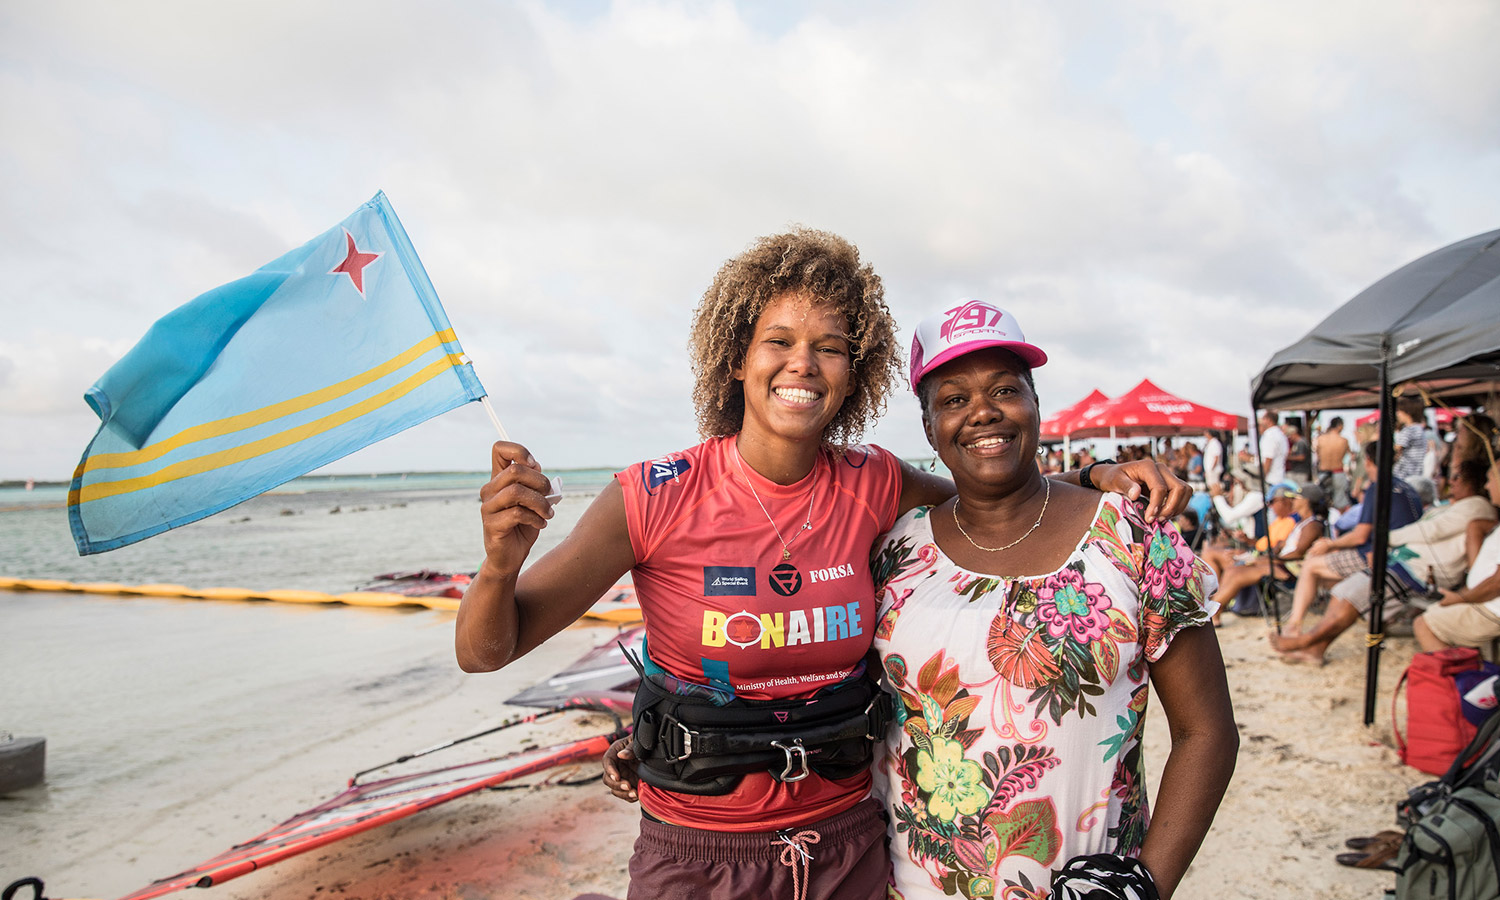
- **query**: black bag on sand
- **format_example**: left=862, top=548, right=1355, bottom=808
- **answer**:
left=1394, top=708, right=1500, bottom=900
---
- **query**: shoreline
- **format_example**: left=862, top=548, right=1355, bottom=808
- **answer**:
left=5, top=600, right=1432, bottom=900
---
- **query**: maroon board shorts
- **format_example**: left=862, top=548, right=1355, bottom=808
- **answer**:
left=627, top=798, right=890, bottom=900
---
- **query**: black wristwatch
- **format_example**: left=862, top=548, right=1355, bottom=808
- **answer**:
left=1079, top=459, right=1117, bottom=491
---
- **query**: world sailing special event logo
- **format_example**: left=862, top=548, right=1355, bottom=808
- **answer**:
left=704, top=566, right=756, bottom=596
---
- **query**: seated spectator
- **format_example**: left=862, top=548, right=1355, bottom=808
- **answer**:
left=1408, top=475, right=1438, bottom=508
left=1270, top=460, right=1496, bottom=663
left=1409, top=454, right=1500, bottom=653
left=1201, top=480, right=1292, bottom=587
left=1272, top=441, right=1425, bottom=636
left=1441, top=413, right=1498, bottom=496
left=1175, top=507, right=1202, bottom=551
left=1210, top=484, right=1328, bottom=624
left=1208, top=468, right=1265, bottom=537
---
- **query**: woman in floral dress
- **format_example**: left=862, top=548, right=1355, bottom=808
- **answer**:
left=872, top=303, right=1238, bottom=899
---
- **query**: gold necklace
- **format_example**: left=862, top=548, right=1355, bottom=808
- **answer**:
left=732, top=450, right=816, bottom=560
left=952, top=479, right=1050, bottom=553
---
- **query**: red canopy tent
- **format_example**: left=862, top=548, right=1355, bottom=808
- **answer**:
left=1063, top=379, right=1248, bottom=438
left=1040, top=389, right=1109, bottom=441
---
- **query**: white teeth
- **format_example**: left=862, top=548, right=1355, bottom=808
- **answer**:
left=775, top=387, right=819, bottom=403
left=968, top=436, right=1012, bottom=449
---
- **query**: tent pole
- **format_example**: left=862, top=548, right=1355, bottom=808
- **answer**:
left=1250, top=409, right=1275, bottom=604
left=1364, top=354, right=1398, bottom=726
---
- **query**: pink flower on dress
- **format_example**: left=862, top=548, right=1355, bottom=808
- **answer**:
left=1140, top=525, right=1194, bottom=600
left=1034, top=567, right=1112, bottom=643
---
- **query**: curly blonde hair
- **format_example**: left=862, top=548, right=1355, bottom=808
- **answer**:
left=688, top=228, right=900, bottom=446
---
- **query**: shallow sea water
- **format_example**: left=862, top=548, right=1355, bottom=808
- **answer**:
left=0, top=471, right=615, bottom=897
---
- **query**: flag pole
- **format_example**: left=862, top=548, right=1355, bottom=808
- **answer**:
left=479, top=396, right=511, bottom=442
left=478, top=393, right=558, bottom=499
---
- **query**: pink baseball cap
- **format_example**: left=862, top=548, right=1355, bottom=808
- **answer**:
left=909, top=299, right=1048, bottom=392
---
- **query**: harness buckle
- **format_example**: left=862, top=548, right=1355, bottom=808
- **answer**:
left=771, top=739, right=810, bottom=782
left=663, top=717, right=699, bottom=762
left=864, top=695, right=883, bottom=741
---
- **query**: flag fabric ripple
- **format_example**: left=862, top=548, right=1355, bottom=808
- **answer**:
left=68, top=192, right=487, bottom=555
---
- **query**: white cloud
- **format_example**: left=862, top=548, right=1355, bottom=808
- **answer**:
left=1, top=0, right=1495, bottom=479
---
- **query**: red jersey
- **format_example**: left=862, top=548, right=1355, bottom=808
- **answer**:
left=616, top=436, right=902, bottom=831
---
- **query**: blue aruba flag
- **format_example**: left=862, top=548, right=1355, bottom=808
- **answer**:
left=69, top=192, right=487, bottom=555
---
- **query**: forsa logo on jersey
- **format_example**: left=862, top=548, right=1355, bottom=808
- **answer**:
left=701, top=604, right=864, bottom=650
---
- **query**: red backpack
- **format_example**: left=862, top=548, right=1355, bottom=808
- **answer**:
left=1394, top=647, right=1485, bottom=775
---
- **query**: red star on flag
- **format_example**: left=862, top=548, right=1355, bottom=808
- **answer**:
left=330, top=231, right=381, bottom=295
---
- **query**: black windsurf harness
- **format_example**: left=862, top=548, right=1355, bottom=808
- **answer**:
left=625, top=649, right=892, bottom=796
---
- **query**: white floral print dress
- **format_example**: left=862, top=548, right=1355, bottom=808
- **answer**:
left=870, top=494, right=1217, bottom=899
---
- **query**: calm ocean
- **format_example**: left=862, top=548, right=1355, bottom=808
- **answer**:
left=0, top=470, right=616, bottom=897
left=0, top=468, right=618, bottom=592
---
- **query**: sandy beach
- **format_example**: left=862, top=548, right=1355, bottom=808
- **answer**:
left=4, top=593, right=1431, bottom=900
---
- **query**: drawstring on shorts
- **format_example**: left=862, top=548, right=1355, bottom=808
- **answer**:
left=776, top=828, right=822, bottom=900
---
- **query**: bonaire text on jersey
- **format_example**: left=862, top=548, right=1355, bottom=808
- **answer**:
left=701, top=603, right=864, bottom=650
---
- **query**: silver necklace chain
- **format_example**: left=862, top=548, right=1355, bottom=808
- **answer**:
left=952, top=478, right=1050, bottom=553
left=733, top=450, right=816, bottom=560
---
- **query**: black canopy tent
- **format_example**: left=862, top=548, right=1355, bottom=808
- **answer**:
left=1251, top=228, right=1500, bottom=725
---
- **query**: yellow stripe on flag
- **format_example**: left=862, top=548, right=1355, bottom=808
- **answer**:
left=72, top=353, right=466, bottom=506
left=81, top=329, right=460, bottom=475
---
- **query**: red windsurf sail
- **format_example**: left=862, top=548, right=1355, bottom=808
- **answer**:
left=116, top=705, right=625, bottom=900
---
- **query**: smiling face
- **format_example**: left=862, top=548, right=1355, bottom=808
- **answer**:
left=731, top=291, right=855, bottom=447
left=920, top=347, right=1039, bottom=492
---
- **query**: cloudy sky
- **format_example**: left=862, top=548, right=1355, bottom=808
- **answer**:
left=2, top=0, right=1496, bottom=480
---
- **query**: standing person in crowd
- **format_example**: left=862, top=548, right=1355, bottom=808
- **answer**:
left=1277, top=458, right=1498, bottom=664
left=1393, top=394, right=1429, bottom=481
left=1259, top=411, right=1289, bottom=485
left=1316, top=416, right=1351, bottom=509
left=1202, top=429, right=1225, bottom=489
left=1184, top=441, right=1204, bottom=487
left=869, top=305, right=1236, bottom=899
left=1271, top=441, right=1425, bottom=638
left=1285, top=422, right=1312, bottom=485
left=460, top=231, right=1186, bottom=900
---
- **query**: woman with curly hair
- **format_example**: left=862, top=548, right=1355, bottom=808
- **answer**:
left=456, top=229, right=1187, bottom=900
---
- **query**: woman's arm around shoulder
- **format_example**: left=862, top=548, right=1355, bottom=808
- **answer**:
left=893, top=456, right=1193, bottom=520
left=455, top=441, right=636, bottom=673
left=1137, top=625, right=1238, bottom=899
left=896, top=457, right=955, bottom=516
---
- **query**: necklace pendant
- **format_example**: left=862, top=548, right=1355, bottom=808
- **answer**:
left=782, top=548, right=791, bottom=560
